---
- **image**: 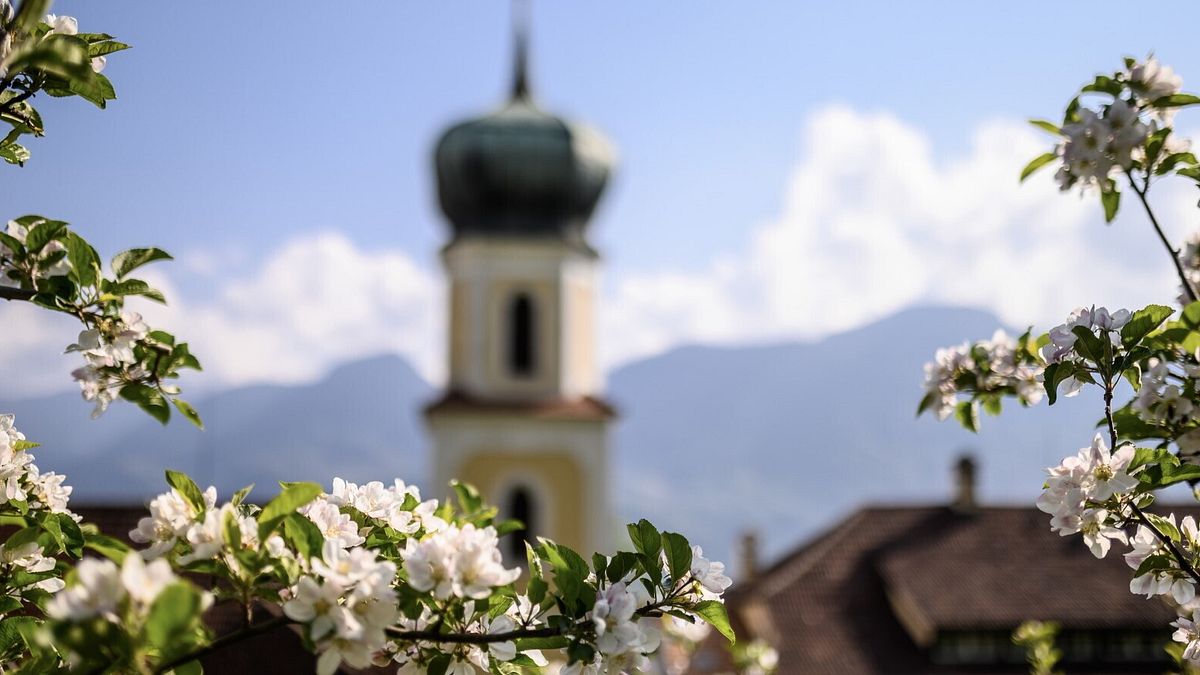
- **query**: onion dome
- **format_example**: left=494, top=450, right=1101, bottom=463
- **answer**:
left=434, top=27, right=614, bottom=251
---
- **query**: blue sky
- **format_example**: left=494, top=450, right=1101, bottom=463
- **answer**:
left=7, top=1, right=1200, bottom=393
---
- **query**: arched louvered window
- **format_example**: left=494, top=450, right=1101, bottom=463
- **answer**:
left=509, top=293, right=535, bottom=377
left=507, top=486, right=536, bottom=561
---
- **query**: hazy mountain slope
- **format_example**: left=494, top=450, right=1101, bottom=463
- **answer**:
left=607, top=306, right=1101, bottom=566
left=0, top=354, right=433, bottom=502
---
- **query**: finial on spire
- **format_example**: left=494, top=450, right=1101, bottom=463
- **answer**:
left=511, top=0, right=531, bottom=100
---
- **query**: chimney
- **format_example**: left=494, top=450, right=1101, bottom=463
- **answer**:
left=739, top=530, right=760, bottom=581
left=953, top=454, right=977, bottom=512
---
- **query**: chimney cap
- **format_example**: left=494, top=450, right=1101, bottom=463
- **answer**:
left=953, top=453, right=978, bottom=512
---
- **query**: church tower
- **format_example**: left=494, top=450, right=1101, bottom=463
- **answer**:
left=425, top=22, right=615, bottom=559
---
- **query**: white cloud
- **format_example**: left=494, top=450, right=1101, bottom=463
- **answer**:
left=0, top=232, right=443, bottom=397
left=3, top=104, right=1196, bottom=398
left=601, top=104, right=1186, bottom=367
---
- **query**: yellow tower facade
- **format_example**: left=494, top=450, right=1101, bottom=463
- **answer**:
left=425, top=34, right=615, bottom=560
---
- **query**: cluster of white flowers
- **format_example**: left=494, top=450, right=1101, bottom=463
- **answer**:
left=922, top=330, right=1044, bottom=420
left=1129, top=57, right=1184, bottom=111
left=1054, top=58, right=1185, bottom=192
left=47, top=554, right=183, bottom=621
left=387, top=597, right=549, bottom=675
left=283, top=541, right=399, bottom=675
left=1174, top=611, right=1200, bottom=663
left=66, top=312, right=150, bottom=418
left=564, top=579, right=662, bottom=675
left=129, top=484, right=218, bottom=559
left=1125, top=515, right=1199, bottom=603
left=0, top=219, right=71, bottom=289
left=302, top=478, right=446, bottom=551
left=1036, top=434, right=1138, bottom=557
left=1057, top=102, right=1149, bottom=190
left=1042, top=306, right=1129, bottom=367
left=0, top=540, right=63, bottom=593
left=0, top=414, right=76, bottom=518
left=1133, top=357, right=1200, bottom=425
left=402, top=523, right=520, bottom=599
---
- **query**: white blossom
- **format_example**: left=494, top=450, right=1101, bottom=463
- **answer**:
left=47, top=558, right=123, bottom=621
left=689, top=546, right=732, bottom=599
left=43, top=14, right=78, bottom=36
left=302, top=500, right=365, bottom=550
left=1079, top=508, right=1127, bottom=558
left=402, top=524, right=519, bottom=599
left=120, top=554, right=176, bottom=606
left=1130, top=57, right=1183, bottom=103
left=1173, top=611, right=1200, bottom=663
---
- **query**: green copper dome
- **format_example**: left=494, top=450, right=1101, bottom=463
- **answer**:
left=433, top=35, right=614, bottom=249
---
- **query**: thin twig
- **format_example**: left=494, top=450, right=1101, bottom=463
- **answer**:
left=152, top=614, right=290, bottom=675
left=1104, top=379, right=1200, bottom=585
left=387, top=625, right=564, bottom=645
left=1125, top=170, right=1198, bottom=303
left=0, top=287, right=34, bottom=301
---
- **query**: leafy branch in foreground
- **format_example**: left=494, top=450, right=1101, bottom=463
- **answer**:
left=0, top=216, right=202, bottom=425
left=927, top=56, right=1200, bottom=670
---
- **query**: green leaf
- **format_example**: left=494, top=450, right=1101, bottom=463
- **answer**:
left=258, top=482, right=322, bottom=539
left=122, top=384, right=170, bottom=424
left=605, top=551, right=640, bottom=584
left=451, top=479, right=483, bottom=514
left=282, top=513, right=324, bottom=561
left=231, top=484, right=255, bottom=507
left=143, top=583, right=202, bottom=650
left=661, top=532, right=692, bottom=583
left=1069, top=325, right=1106, bottom=365
left=954, top=400, right=978, bottom=432
left=1020, top=152, right=1057, bottom=182
left=84, top=532, right=131, bottom=563
left=427, top=654, right=452, bottom=675
left=171, top=399, right=203, bottom=430
left=165, top=470, right=207, bottom=515
left=692, top=600, right=735, bottom=643
left=514, top=636, right=570, bottom=651
left=1121, top=304, right=1175, bottom=347
left=22, top=219, right=67, bottom=254
left=102, top=278, right=166, bottom=303
left=87, top=41, right=131, bottom=58
left=628, top=519, right=662, bottom=560
left=1101, top=188, right=1120, bottom=222
left=112, top=248, right=173, bottom=280
left=0, top=142, right=30, bottom=165
left=1028, top=119, right=1061, bottom=136
left=65, top=232, right=100, bottom=287
left=1152, top=94, right=1200, bottom=108
left=1157, top=463, right=1200, bottom=488
left=12, top=0, right=52, bottom=34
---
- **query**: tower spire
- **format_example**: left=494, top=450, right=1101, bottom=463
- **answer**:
left=511, top=0, right=531, bottom=100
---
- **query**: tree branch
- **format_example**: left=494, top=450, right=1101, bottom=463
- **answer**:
left=387, top=624, right=565, bottom=645
left=1104, top=378, right=1200, bottom=586
left=0, top=286, right=34, bottom=301
left=152, top=614, right=291, bottom=675
left=1125, top=170, right=1198, bottom=303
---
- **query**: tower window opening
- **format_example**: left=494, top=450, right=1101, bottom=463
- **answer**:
left=509, top=293, right=536, bottom=377
left=507, top=486, right=536, bottom=561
